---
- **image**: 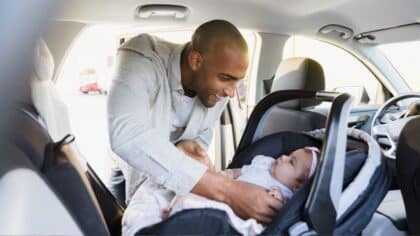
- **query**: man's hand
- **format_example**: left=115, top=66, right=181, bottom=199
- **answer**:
left=192, top=171, right=284, bottom=224
left=225, top=181, right=284, bottom=224
left=220, top=168, right=242, bottom=179
left=176, top=140, right=214, bottom=170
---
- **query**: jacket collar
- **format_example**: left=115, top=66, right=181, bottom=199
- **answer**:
left=119, top=34, right=186, bottom=93
left=168, top=43, right=187, bottom=93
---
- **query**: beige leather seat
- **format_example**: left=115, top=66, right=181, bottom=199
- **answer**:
left=256, top=57, right=326, bottom=139
left=28, top=39, right=123, bottom=235
left=31, top=39, right=74, bottom=142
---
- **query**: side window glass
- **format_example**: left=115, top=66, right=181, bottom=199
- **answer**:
left=283, top=36, right=384, bottom=105
left=56, top=25, right=120, bottom=182
left=379, top=40, right=420, bottom=91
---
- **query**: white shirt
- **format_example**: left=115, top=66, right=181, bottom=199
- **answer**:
left=170, top=93, right=197, bottom=140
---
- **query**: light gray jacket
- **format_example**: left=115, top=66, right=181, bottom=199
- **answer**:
left=107, top=34, right=228, bottom=199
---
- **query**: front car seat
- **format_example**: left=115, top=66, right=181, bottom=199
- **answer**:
left=0, top=38, right=111, bottom=235
left=256, top=57, right=326, bottom=139
left=25, top=39, right=123, bottom=235
left=30, top=39, right=73, bottom=142
left=396, top=116, right=420, bottom=234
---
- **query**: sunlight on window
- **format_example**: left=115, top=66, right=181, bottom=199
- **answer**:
left=379, top=40, right=420, bottom=91
left=283, top=36, right=382, bottom=105
left=57, top=25, right=122, bottom=182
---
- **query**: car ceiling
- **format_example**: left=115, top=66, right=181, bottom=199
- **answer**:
left=55, top=0, right=420, bottom=36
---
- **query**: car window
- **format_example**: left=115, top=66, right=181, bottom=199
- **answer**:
left=56, top=25, right=257, bottom=181
left=378, top=40, right=420, bottom=91
left=283, top=36, right=384, bottom=105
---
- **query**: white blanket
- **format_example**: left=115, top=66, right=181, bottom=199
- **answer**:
left=170, top=193, right=264, bottom=235
left=122, top=179, right=264, bottom=236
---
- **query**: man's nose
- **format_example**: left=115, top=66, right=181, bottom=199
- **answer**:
left=223, top=85, right=235, bottom=98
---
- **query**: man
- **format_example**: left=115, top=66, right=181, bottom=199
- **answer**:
left=107, top=20, right=282, bottom=224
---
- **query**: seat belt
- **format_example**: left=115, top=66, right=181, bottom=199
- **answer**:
left=18, top=102, right=48, bottom=130
left=288, top=221, right=316, bottom=236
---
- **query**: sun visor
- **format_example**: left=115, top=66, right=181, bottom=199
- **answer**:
left=354, top=23, right=420, bottom=44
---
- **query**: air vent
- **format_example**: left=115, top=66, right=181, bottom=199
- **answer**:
left=135, top=4, right=189, bottom=19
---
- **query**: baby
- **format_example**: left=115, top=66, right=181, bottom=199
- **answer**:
left=161, top=146, right=319, bottom=235
left=223, top=146, right=319, bottom=203
left=123, top=147, right=319, bottom=236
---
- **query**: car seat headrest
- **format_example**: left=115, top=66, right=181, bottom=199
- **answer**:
left=19, top=39, right=54, bottom=106
left=33, top=39, right=54, bottom=81
left=271, top=57, right=325, bottom=109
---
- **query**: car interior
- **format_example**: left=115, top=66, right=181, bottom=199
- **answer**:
left=0, top=0, right=419, bottom=235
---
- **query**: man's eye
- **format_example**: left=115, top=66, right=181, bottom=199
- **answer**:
left=219, top=76, right=231, bottom=81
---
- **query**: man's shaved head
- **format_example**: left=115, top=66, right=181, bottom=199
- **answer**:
left=181, top=19, right=249, bottom=107
left=191, top=19, right=248, bottom=56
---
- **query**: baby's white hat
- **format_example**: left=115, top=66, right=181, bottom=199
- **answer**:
left=305, top=146, right=319, bottom=178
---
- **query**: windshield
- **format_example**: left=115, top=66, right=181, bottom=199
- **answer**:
left=378, top=40, right=420, bottom=91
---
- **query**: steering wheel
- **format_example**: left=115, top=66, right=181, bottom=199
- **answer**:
left=371, top=92, right=420, bottom=159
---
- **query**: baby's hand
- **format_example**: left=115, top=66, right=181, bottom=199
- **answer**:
left=268, top=186, right=287, bottom=204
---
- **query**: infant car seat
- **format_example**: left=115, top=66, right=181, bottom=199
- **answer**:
left=138, top=90, right=390, bottom=235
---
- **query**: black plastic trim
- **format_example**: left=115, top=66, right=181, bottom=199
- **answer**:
left=305, top=92, right=352, bottom=234
left=87, top=164, right=124, bottom=236
left=235, top=90, right=318, bottom=154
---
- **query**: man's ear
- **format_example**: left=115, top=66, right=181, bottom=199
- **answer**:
left=188, top=51, right=202, bottom=71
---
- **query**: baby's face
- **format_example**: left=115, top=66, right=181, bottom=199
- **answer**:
left=270, top=148, right=313, bottom=191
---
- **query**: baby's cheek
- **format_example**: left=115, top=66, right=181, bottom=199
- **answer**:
left=273, top=166, right=286, bottom=180
left=269, top=164, right=276, bottom=175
